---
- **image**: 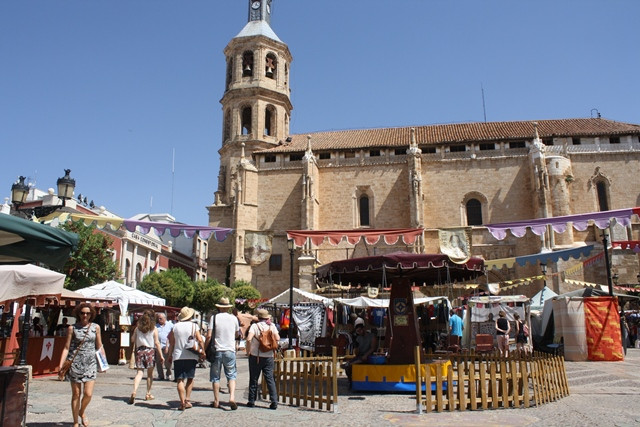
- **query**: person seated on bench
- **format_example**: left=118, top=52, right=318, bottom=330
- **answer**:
left=342, top=324, right=377, bottom=386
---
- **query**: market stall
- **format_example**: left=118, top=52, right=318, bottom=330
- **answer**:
left=264, top=288, right=334, bottom=351
left=463, top=295, right=531, bottom=352
left=0, top=264, right=66, bottom=373
left=315, top=251, right=484, bottom=392
left=76, top=280, right=166, bottom=364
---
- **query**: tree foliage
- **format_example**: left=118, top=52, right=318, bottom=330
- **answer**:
left=232, top=284, right=261, bottom=312
left=139, top=268, right=195, bottom=308
left=58, top=221, right=118, bottom=290
left=230, top=279, right=252, bottom=289
left=191, top=279, right=233, bottom=317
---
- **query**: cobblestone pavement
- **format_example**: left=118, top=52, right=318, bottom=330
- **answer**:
left=26, top=349, right=640, bottom=427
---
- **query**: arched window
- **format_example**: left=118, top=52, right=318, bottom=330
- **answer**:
left=241, top=106, right=252, bottom=135
left=135, top=263, right=142, bottom=284
left=462, top=193, right=487, bottom=226
left=466, top=198, right=483, bottom=225
left=225, top=57, right=233, bottom=90
left=264, top=105, right=275, bottom=136
left=596, top=180, right=610, bottom=211
left=242, top=51, right=254, bottom=77
left=265, top=53, right=277, bottom=79
left=223, top=109, right=231, bottom=142
left=125, top=259, right=131, bottom=284
left=359, top=195, right=370, bottom=227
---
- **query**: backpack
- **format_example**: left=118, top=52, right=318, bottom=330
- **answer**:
left=258, top=324, right=279, bottom=352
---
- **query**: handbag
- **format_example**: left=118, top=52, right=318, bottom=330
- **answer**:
left=185, top=324, right=203, bottom=356
left=205, top=314, right=217, bottom=363
left=59, top=326, right=90, bottom=381
left=58, top=360, right=72, bottom=380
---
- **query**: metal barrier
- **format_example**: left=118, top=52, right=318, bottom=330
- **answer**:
left=415, top=347, right=570, bottom=413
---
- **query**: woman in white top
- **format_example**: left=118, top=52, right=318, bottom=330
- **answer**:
left=168, top=306, right=204, bottom=410
left=129, top=310, right=164, bottom=404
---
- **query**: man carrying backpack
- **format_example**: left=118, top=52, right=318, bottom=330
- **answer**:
left=205, top=297, right=240, bottom=410
left=245, top=308, right=280, bottom=410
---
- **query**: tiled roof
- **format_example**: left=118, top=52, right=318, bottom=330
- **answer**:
left=257, top=118, right=640, bottom=154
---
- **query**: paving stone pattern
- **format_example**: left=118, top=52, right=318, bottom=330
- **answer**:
left=26, top=349, right=640, bottom=427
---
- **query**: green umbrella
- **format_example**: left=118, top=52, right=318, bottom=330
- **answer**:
left=0, top=214, right=78, bottom=269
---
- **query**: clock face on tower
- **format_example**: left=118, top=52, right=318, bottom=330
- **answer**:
left=252, top=1, right=261, bottom=10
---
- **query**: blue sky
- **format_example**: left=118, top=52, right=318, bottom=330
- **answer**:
left=2, top=1, right=638, bottom=226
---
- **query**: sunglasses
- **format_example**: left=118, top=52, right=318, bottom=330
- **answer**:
left=80, top=312, right=91, bottom=316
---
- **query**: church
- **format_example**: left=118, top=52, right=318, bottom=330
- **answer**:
left=207, top=0, right=640, bottom=298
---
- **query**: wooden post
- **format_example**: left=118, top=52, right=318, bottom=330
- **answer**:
left=415, top=346, right=423, bottom=414
left=469, top=356, right=477, bottom=410
left=332, top=346, right=339, bottom=413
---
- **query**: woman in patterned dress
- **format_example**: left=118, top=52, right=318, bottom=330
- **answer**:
left=58, top=302, right=103, bottom=427
left=128, top=309, right=164, bottom=404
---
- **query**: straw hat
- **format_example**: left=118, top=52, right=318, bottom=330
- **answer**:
left=256, top=308, right=271, bottom=320
left=215, top=297, right=233, bottom=309
left=178, top=306, right=195, bottom=321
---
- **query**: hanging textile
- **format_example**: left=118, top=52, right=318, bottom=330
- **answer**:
left=486, top=207, right=640, bottom=240
left=45, top=213, right=234, bottom=241
left=484, top=245, right=594, bottom=270
left=287, top=228, right=423, bottom=248
left=292, top=303, right=326, bottom=351
left=438, top=228, right=471, bottom=264
left=553, top=297, right=587, bottom=361
left=584, top=297, right=623, bottom=361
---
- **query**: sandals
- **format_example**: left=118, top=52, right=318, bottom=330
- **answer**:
left=145, top=394, right=155, bottom=401
left=229, top=401, right=238, bottom=410
left=80, top=414, right=90, bottom=426
left=178, top=401, right=193, bottom=411
left=128, top=393, right=136, bottom=405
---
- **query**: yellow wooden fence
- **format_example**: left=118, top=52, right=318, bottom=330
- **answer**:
left=262, top=346, right=340, bottom=413
left=415, top=348, right=570, bottom=413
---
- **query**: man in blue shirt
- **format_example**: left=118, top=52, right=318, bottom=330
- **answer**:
left=448, top=309, right=463, bottom=346
left=156, top=313, right=174, bottom=380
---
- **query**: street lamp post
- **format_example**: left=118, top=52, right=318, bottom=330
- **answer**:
left=540, top=263, right=547, bottom=295
left=602, top=232, right=614, bottom=296
left=287, top=239, right=295, bottom=349
left=11, top=169, right=76, bottom=218
left=10, top=170, right=76, bottom=365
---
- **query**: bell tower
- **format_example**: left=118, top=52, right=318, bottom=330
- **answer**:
left=208, top=0, right=293, bottom=283
left=215, top=0, right=292, bottom=207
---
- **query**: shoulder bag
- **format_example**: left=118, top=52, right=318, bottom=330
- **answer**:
left=205, top=314, right=217, bottom=363
left=185, top=323, right=204, bottom=356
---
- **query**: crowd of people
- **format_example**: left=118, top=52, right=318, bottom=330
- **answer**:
left=57, top=298, right=278, bottom=427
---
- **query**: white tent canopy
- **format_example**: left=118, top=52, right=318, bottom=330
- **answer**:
left=0, top=264, right=65, bottom=303
left=530, top=286, right=558, bottom=311
left=268, top=287, right=333, bottom=308
left=77, top=280, right=165, bottom=309
left=334, top=295, right=448, bottom=308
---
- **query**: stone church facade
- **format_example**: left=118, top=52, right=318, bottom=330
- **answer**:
left=208, top=1, right=640, bottom=298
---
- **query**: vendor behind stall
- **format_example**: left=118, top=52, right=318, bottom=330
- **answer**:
left=342, top=324, right=378, bottom=387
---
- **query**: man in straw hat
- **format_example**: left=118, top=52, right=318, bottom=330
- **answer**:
left=245, top=308, right=280, bottom=409
left=168, top=306, right=204, bottom=410
left=205, top=297, right=240, bottom=410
